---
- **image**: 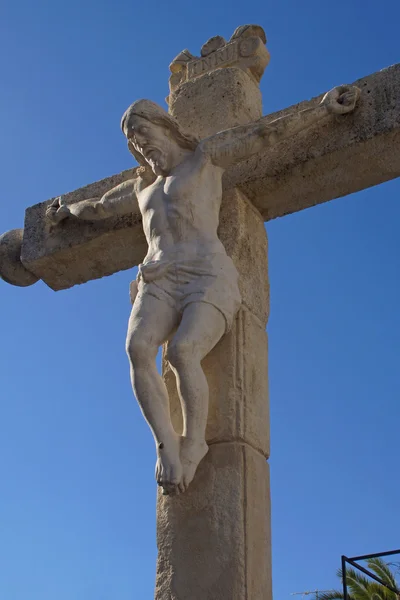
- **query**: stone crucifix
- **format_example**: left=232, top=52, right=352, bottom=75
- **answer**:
left=1, top=24, right=399, bottom=600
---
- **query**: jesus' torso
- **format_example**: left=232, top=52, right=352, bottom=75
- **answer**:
left=137, top=150, right=226, bottom=265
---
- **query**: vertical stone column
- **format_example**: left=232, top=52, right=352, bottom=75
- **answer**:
left=155, top=65, right=272, bottom=600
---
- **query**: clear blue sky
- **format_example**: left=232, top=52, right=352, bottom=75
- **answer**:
left=1, top=1, right=399, bottom=599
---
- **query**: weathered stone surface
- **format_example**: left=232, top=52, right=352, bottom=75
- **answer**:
left=155, top=443, right=272, bottom=600
left=169, top=67, right=262, bottom=139
left=219, top=189, right=269, bottom=324
left=201, top=35, right=226, bottom=57
left=164, top=308, right=270, bottom=456
left=0, top=229, right=39, bottom=287
left=168, top=24, right=269, bottom=98
left=19, top=64, right=400, bottom=291
left=232, top=64, right=400, bottom=219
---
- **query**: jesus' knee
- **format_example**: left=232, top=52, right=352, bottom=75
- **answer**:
left=126, top=332, right=158, bottom=370
left=166, top=339, right=201, bottom=371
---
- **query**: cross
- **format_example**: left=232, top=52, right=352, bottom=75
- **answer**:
left=1, top=23, right=399, bottom=600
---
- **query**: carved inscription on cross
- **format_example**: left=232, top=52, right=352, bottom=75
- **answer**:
left=1, top=23, right=399, bottom=600
left=168, top=24, right=269, bottom=99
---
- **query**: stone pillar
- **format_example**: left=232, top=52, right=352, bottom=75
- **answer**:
left=155, top=57, right=272, bottom=600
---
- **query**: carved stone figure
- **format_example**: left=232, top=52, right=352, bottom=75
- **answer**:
left=44, top=85, right=360, bottom=496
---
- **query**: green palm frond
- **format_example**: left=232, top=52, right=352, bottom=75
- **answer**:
left=363, top=581, right=395, bottom=600
left=335, top=561, right=399, bottom=600
left=316, top=590, right=345, bottom=600
left=367, top=559, right=399, bottom=592
left=339, top=567, right=374, bottom=592
left=311, top=557, right=399, bottom=600
left=346, top=568, right=380, bottom=600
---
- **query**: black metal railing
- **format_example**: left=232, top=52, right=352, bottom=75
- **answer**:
left=342, top=550, right=400, bottom=600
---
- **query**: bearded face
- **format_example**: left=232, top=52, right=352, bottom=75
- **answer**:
left=124, top=115, right=176, bottom=176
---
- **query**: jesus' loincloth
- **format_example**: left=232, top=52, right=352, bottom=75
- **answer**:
left=130, top=253, right=241, bottom=332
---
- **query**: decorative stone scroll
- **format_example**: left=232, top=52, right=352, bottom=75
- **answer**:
left=168, top=24, right=270, bottom=101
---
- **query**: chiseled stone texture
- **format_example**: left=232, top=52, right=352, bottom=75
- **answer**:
left=168, top=25, right=269, bottom=97
left=169, top=67, right=262, bottom=140
left=219, top=188, right=269, bottom=324
left=155, top=443, right=272, bottom=600
left=19, top=64, right=400, bottom=291
left=231, top=63, right=400, bottom=219
left=0, top=229, right=39, bottom=286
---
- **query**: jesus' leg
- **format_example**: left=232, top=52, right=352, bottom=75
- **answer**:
left=126, top=292, right=180, bottom=494
left=166, top=302, right=226, bottom=492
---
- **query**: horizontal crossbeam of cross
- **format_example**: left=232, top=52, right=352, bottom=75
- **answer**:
left=19, top=63, right=400, bottom=290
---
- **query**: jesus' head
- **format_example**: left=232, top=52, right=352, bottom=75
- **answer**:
left=121, top=100, right=198, bottom=176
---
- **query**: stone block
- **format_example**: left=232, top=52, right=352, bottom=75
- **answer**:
left=169, top=67, right=262, bottom=139
left=155, top=443, right=272, bottom=600
left=219, top=188, right=269, bottom=325
left=168, top=25, right=269, bottom=97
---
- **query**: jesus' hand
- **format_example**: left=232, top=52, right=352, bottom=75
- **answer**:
left=321, top=85, right=361, bottom=115
left=45, top=197, right=71, bottom=225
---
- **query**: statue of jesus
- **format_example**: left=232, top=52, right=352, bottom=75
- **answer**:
left=46, top=85, right=359, bottom=495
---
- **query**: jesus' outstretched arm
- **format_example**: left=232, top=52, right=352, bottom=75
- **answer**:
left=199, top=84, right=360, bottom=169
left=46, top=178, right=139, bottom=224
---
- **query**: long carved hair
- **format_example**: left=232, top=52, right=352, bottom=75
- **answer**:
left=120, top=99, right=199, bottom=183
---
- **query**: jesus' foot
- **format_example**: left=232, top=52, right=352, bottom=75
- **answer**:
left=179, top=436, right=209, bottom=493
left=155, top=433, right=183, bottom=495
